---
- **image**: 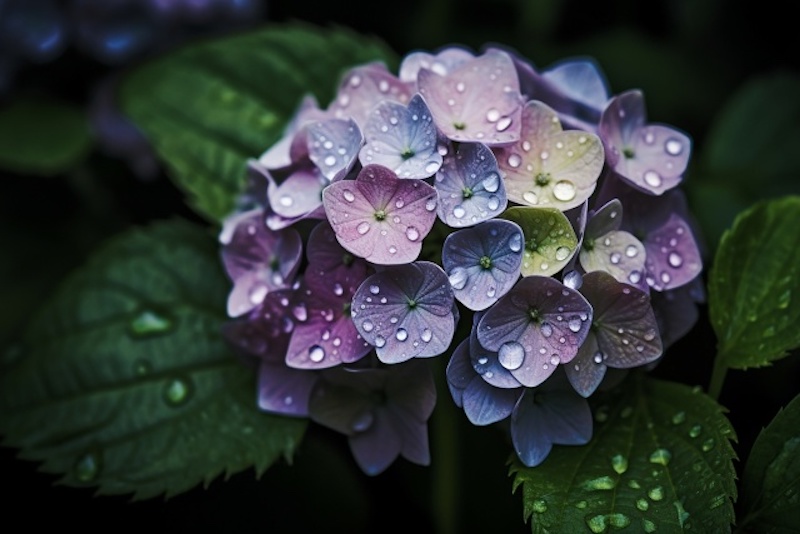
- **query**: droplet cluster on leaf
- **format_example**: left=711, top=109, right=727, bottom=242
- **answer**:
left=218, top=44, right=703, bottom=472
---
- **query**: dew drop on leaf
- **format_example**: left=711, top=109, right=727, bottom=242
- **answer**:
left=74, top=452, right=101, bottom=483
left=163, top=376, right=193, bottom=406
left=129, top=310, right=173, bottom=337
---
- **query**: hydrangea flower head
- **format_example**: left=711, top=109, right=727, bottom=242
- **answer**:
left=219, top=41, right=705, bottom=472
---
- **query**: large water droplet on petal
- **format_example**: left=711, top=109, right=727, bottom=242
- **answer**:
left=553, top=180, right=577, bottom=202
left=357, top=222, right=371, bottom=235
left=448, top=267, right=469, bottom=290
left=498, top=341, right=525, bottom=370
left=309, top=345, right=325, bottom=362
left=644, top=170, right=662, bottom=188
left=665, top=138, right=683, bottom=155
left=343, top=189, right=355, bottom=202
left=396, top=328, right=408, bottom=341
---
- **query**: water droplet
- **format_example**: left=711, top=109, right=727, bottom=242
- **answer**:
left=362, top=320, right=374, bottom=332
left=648, top=486, right=664, bottom=501
left=665, top=138, right=683, bottom=155
left=532, top=499, right=547, bottom=513
left=625, top=245, right=639, bottom=257
left=406, top=226, right=420, bottom=241
left=509, top=233, right=522, bottom=252
left=351, top=410, right=374, bottom=432
left=610, top=252, right=621, bottom=264
left=425, top=198, right=437, bottom=211
left=293, top=304, right=308, bottom=322
left=357, top=222, right=371, bottom=235
left=586, top=515, right=608, bottom=533
left=701, top=438, right=715, bottom=452
left=583, top=475, right=616, bottom=491
left=688, top=424, right=702, bottom=438
left=672, top=411, right=686, bottom=425
left=667, top=251, right=683, bottom=268
left=611, top=454, right=628, bottom=474
left=249, top=283, right=269, bottom=305
left=507, top=154, right=521, bottom=168
left=324, top=155, right=337, bottom=167
left=421, top=328, right=432, bottom=342
left=129, top=310, right=173, bottom=337
left=593, top=352, right=604, bottom=364
left=496, top=117, right=512, bottom=132
left=523, top=191, right=539, bottom=205
left=637, top=498, right=650, bottom=511
left=343, top=189, right=355, bottom=202
left=485, top=108, right=500, bottom=122
left=395, top=198, right=405, bottom=209
left=567, top=317, right=583, bottom=333
left=394, top=328, right=408, bottom=342
left=279, top=194, right=294, bottom=207
left=449, top=267, right=468, bottom=290
left=778, top=290, right=791, bottom=309
left=74, top=452, right=101, bottom=483
left=649, top=448, right=672, bottom=466
left=555, top=246, right=571, bottom=261
left=333, top=283, right=344, bottom=296
left=163, top=376, right=193, bottom=406
left=541, top=323, right=553, bottom=337
left=453, top=205, right=466, bottom=219
left=553, top=180, right=577, bottom=201
left=642, top=519, right=657, bottom=533
left=309, top=345, right=325, bottom=362
left=644, top=170, right=662, bottom=188
left=498, top=341, right=525, bottom=370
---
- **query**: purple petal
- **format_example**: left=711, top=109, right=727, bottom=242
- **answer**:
left=349, top=411, right=403, bottom=475
left=418, top=49, right=523, bottom=145
left=495, top=100, right=604, bottom=211
left=435, top=142, right=507, bottom=227
left=323, top=164, right=438, bottom=264
left=579, top=230, right=647, bottom=285
left=399, top=47, right=475, bottom=82
left=307, top=118, right=363, bottom=180
left=305, top=221, right=370, bottom=281
left=258, top=362, right=318, bottom=417
left=328, top=62, right=414, bottom=126
left=600, top=90, right=691, bottom=195
left=446, top=338, right=473, bottom=406
left=469, top=326, right=523, bottom=388
left=359, top=94, right=443, bottom=178
left=477, top=276, right=593, bottom=387
left=463, top=378, right=522, bottom=426
left=259, top=95, right=329, bottom=170
left=267, top=166, right=328, bottom=219
left=580, top=271, right=663, bottom=368
left=351, top=261, right=455, bottom=363
left=563, top=333, right=606, bottom=398
left=511, top=377, right=593, bottom=467
left=442, top=219, right=523, bottom=310
left=642, top=213, right=703, bottom=291
left=221, top=210, right=302, bottom=317
left=585, top=198, right=623, bottom=238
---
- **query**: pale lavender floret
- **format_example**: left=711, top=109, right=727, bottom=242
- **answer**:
left=398, top=46, right=475, bottom=84
left=511, top=369, right=592, bottom=467
left=258, top=94, right=330, bottom=170
left=510, top=53, right=610, bottom=133
left=565, top=271, right=663, bottom=397
left=494, top=100, right=604, bottom=212
left=417, top=49, right=523, bottom=145
left=221, top=209, right=303, bottom=317
left=328, top=62, right=414, bottom=127
left=435, top=141, right=508, bottom=228
left=579, top=198, right=648, bottom=289
left=476, top=276, right=593, bottom=387
left=441, top=219, right=523, bottom=311
left=351, top=261, right=456, bottom=364
left=323, top=164, right=438, bottom=265
left=309, top=361, right=436, bottom=476
left=358, top=94, right=443, bottom=178
left=599, top=89, right=692, bottom=195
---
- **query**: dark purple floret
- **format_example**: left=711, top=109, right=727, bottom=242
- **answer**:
left=435, top=141, right=507, bottom=228
left=351, top=261, right=456, bottom=363
left=511, top=369, right=593, bottom=467
left=441, top=219, right=523, bottom=310
left=221, top=209, right=303, bottom=317
left=477, top=276, right=593, bottom=387
left=309, top=361, right=436, bottom=475
left=565, top=271, right=662, bottom=397
left=599, top=89, right=691, bottom=195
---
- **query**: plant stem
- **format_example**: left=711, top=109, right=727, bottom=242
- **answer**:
left=708, top=357, right=728, bottom=401
left=431, top=358, right=459, bottom=534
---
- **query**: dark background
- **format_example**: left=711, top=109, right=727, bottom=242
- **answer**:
left=2, top=1, right=799, bottom=532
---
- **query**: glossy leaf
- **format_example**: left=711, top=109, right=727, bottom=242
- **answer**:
left=739, top=394, right=800, bottom=534
left=0, top=95, right=91, bottom=175
left=0, top=220, right=306, bottom=499
left=121, top=24, right=397, bottom=221
left=510, top=374, right=737, bottom=533
left=708, top=196, right=800, bottom=368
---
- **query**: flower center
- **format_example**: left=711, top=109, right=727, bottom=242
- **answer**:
left=535, top=173, right=550, bottom=186
left=374, top=209, right=387, bottom=221
left=479, top=255, right=493, bottom=269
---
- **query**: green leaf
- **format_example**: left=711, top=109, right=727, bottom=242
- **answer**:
left=500, top=206, right=578, bottom=276
left=708, top=196, right=800, bottom=369
left=0, top=219, right=306, bottom=500
left=738, top=394, right=800, bottom=533
left=120, top=23, right=398, bottom=222
left=510, top=373, right=737, bottom=533
left=690, top=72, right=800, bottom=248
left=0, top=95, right=92, bottom=175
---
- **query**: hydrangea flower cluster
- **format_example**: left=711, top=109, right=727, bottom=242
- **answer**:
left=219, top=45, right=704, bottom=474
